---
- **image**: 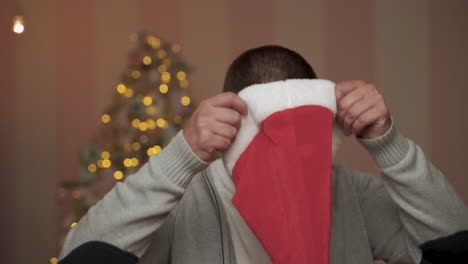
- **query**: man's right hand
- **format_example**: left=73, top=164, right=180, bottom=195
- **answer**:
left=183, top=92, right=247, bottom=162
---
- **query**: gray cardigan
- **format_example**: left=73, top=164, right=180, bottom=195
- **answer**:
left=59, top=124, right=468, bottom=263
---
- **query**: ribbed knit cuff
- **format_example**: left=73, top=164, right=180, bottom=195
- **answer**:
left=357, top=120, right=409, bottom=168
left=154, top=130, right=209, bottom=188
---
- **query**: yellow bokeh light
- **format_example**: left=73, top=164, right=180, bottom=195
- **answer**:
left=129, top=33, right=138, bottom=42
left=87, top=164, right=97, bottom=173
left=174, top=115, right=183, bottom=124
left=97, top=160, right=104, bottom=168
left=117, top=83, right=127, bottom=94
left=50, top=257, right=58, bottom=264
left=101, top=151, right=110, bottom=159
left=153, top=145, right=162, bottom=154
left=72, top=190, right=81, bottom=199
left=123, top=158, right=133, bottom=167
left=171, top=43, right=182, bottom=53
left=176, top=71, right=186, bottom=81
left=143, top=96, right=153, bottom=106
left=161, top=72, right=171, bottom=83
left=159, top=84, right=169, bottom=94
left=123, top=143, right=132, bottom=152
left=139, top=122, right=149, bottom=131
left=147, top=145, right=162, bottom=156
left=114, top=170, right=124, bottom=180
left=181, top=96, right=191, bottom=106
left=146, top=106, right=157, bottom=115
left=131, top=158, right=139, bottom=167
left=163, top=59, right=172, bottom=67
left=131, top=70, right=141, bottom=79
left=143, top=56, right=152, bottom=65
left=146, top=36, right=161, bottom=49
left=70, top=222, right=78, bottom=228
left=156, top=118, right=166, bottom=128
left=157, top=49, right=167, bottom=59
left=124, top=88, right=134, bottom=98
left=132, top=118, right=141, bottom=128
left=147, top=148, right=156, bottom=156
left=102, top=159, right=111, bottom=168
left=101, top=114, right=111, bottom=124
left=180, top=79, right=189, bottom=88
left=158, top=64, right=167, bottom=73
left=147, top=119, right=156, bottom=129
left=132, top=142, right=141, bottom=151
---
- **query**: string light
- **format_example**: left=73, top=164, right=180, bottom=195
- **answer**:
left=181, top=96, right=191, bottom=106
left=159, top=84, right=169, bottom=94
left=163, top=59, right=172, bottom=67
left=174, top=115, right=183, bottom=124
left=171, top=44, right=182, bottom=53
left=123, top=158, right=133, bottom=167
left=100, top=152, right=109, bottom=160
left=147, top=119, right=156, bottom=130
left=50, top=257, right=58, bottom=264
left=158, top=64, right=167, bottom=73
left=146, top=106, right=157, bottom=115
left=142, top=56, right=152, bottom=65
left=156, top=118, right=166, bottom=128
left=97, top=160, right=104, bottom=168
left=72, top=190, right=81, bottom=199
left=70, top=222, right=78, bottom=228
left=157, top=49, right=167, bottom=59
left=161, top=72, right=171, bottom=83
left=129, top=33, right=138, bottom=42
left=131, top=142, right=141, bottom=151
left=124, top=88, right=134, bottom=98
left=147, top=145, right=162, bottom=156
left=142, top=96, right=153, bottom=106
left=180, top=79, right=189, bottom=88
left=87, top=164, right=97, bottom=173
left=138, top=122, right=149, bottom=131
left=131, top=70, right=141, bottom=79
left=12, top=15, right=25, bottom=34
left=116, top=83, right=127, bottom=94
left=146, top=35, right=161, bottom=49
left=132, top=118, right=141, bottom=128
left=101, top=114, right=111, bottom=124
left=102, top=159, right=111, bottom=168
left=176, top=71, right=186, bottom=81
left=113, top=171, right=124, bottom=180
left=131, top=158, right=139, bottom=167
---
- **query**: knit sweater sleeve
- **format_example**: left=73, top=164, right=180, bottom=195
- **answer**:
left=59, top=130, right=208, bottom=259
left=357, top=121, right=468, bottom=263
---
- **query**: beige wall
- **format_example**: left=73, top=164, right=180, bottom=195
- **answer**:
left=1, top=0, right=467, bottom=262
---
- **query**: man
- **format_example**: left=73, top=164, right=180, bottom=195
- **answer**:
left=59, top=46, right=468, bottom=263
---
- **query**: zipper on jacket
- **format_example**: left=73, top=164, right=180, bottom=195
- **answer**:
left=202, top=171, right=226, bottom=264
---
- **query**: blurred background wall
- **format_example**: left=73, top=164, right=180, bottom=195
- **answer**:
left=1, top=0, right=467, bottom=262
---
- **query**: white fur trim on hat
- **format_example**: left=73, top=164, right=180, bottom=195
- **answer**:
left=222, top=79, right=337, bottom=176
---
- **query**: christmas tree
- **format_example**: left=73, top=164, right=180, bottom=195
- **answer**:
left=59, top=32, right=194, bottom=241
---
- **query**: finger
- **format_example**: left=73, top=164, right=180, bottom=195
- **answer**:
left=210, top=92, right=248, bottom=115
left=209, top=133, right=232, bottom=152
left=335, top=80, right=366, bottom=102
left=212, top=107, right=242, bottom=126
left=341, top=95, right=376, bottom=135
left=210, top=121, right=238, bottom=140
left=350, top=107, right=383, bottom=136
left=336, top=85, right=372, bottom=125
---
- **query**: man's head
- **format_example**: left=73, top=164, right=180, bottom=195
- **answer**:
left=223, top=45, right=317, bottom=94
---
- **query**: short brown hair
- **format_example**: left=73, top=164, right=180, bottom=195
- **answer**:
left=223, top=45, right=317, bottom=93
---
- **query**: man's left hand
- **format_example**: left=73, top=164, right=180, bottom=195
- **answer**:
left=335, top=80, right=391, bottom=139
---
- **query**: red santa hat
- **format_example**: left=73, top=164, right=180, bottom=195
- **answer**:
left=222, top=79, right=340, bottom=264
